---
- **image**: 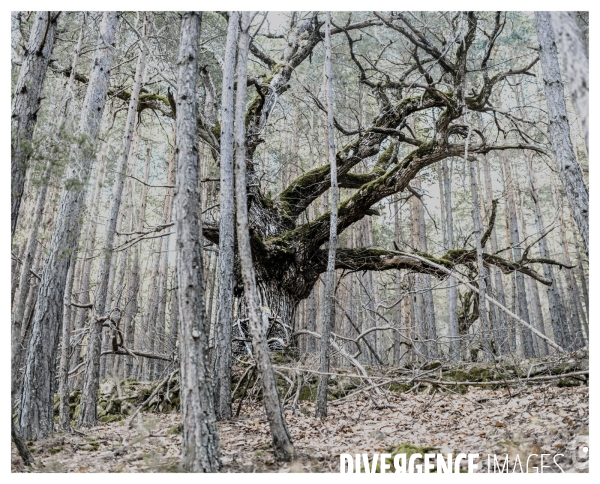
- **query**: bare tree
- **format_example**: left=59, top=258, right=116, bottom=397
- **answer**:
left=174, top=11, right=220, bottom=472
left=316, top=11, right=339, bottom=419
left=11, top=12, right=59, bottom=237
left=213, top=11, right=239, bottom=421
left=18, top=11, right=119, bottom=441
left=79, top=14, right=148, bottom=427
left=550, top=12, right=588, bottom=152
left=233, top=11, right=294, bottom=462
left=535, top=11, right=589, bottom=255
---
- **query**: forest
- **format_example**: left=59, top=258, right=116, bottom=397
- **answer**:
left=11, top=10, right=589, bottom=473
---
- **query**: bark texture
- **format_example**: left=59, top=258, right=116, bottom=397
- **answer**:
left=11, top=11, right=58, bottom=237
left=79, top=15, right=147, bottom=427
left=535, top=11, right=589, bottom=255
left=18, top=12, right=119, bottom=441
left=233, top=12, right=294, bottom=462
left=213, top=11, right=239, bottom=421
left=174, top=12, right=221, bottom=472
left=550, top=11, right=588, bottom=152
left=316, top=12, right=339, bottom=419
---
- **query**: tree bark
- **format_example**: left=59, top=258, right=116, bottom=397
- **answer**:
left=234, top=12, right=294, bottom=462
left=550, top=11, right=588, bottom=152
left=58, top=259, right=77, bottom=430
left=316, top=12, right=340, bottom=418
left=467, top=151, right=491, bottom=358
left=18, top=12, right=119, bottom=441
left=212, top=10, right=238, bottom=419
left=79, top=15, right=147, bottom=427
left=480, top=154, right=510, bottom=354
left=11, top=11, right=58, bottom=237
left=501, top=152, right=536, bottom=358
left=535, top=11, right=589, bottom=255
left=175, top=11, right=220, bottom=472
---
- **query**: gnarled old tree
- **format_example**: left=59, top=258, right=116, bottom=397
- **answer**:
left=198, top=11, right=568, bottom=354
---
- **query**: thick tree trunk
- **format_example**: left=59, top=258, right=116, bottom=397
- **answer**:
left=12, top=15, right=84, bottom=401
left=175, top=12, right=220, bottom=472
left=234, top=12, right=294, bottom=462
left=535, top=11, right=589, bottom=255
left=214, top=11, right=238, bottom=417
left=79, top=16, right=147, bottom=427
left=316, top=12, right=339, bottom=418
left=550, top=12, right=588, bottom=152
left=570, top=211, right=589, bottom=319
left=11, top=161, right=52, bottom=405
left=553, top=185, right=588, bottom=347
left=11, top=11, right=58, bottom=237
left=18, top=12, right=119, bottom=441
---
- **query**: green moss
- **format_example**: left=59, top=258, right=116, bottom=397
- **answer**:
left=245, top=94, right=263, bottom=126
left=373, top=142, right=397, bottom=172
left=260, top=194, right=274, bottom=209
left=50, top=447, right=63, bottom=455
left=557, top=378, right=582, bottom=388
left=422, top=360, right=442, bottom=371
left=209, top=121, right=220, bottom=139
left=81, top=442, right=100, bottom=452
left=468, top=366, right=495, bottom=381
left=272, top=63, right=285, bottom=74
left=99, top=414, right=125, bottom=423
left=388, top=382, right=412, bottom=393
left=168, top=423, right=183, bottom=435
left=298, top=385, right=317, bottom=402
left=138, top=93, right=170, bottom=107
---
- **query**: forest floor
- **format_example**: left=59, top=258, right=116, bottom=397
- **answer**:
left=12, top=382, right=588, bottom=473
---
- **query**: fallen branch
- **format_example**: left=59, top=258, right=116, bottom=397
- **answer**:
left=393, top=251, right=565, bottom=353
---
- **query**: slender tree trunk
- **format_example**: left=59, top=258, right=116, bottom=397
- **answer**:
left=467, top=153, right=491, bottom=358
left=501, top=152, right=536, bottom=357
left=535, top=11, right=589, bottom=255
left=316, top=12, right=339, bottom=418
left=11, top=11, right=58, bottom=237
left=514, top=164, right=549, bottom=356
left=20, top=12, right=118, bottom=440
left=417, top=190, right=438, bottom=359
left=550, top=11, right=588, bottom=152
left=393, top=194, right=406, bottom=365
left=153, top=125, right=177, bottom=379
left=410, top=181, right=428, bottom=361
left=121, top=143, right=150, bottom=377
left=58, top=259, right=77, bottom=430
left=79, top=16, right=147, bottom=427
left=439, top=160, right=461, bottom=359
left=481, top=155, right=510, bottom=355
left=71, top=130, right=112, bottom=368
left=12, top=16, right=85, bottom=400
left=234, top=12, right=294, bottom=462
left=18, top=11, right=119, bottom=441
left=214, top=12, right=239, bottom=411
left=175, top=12, right=220, bottom=472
